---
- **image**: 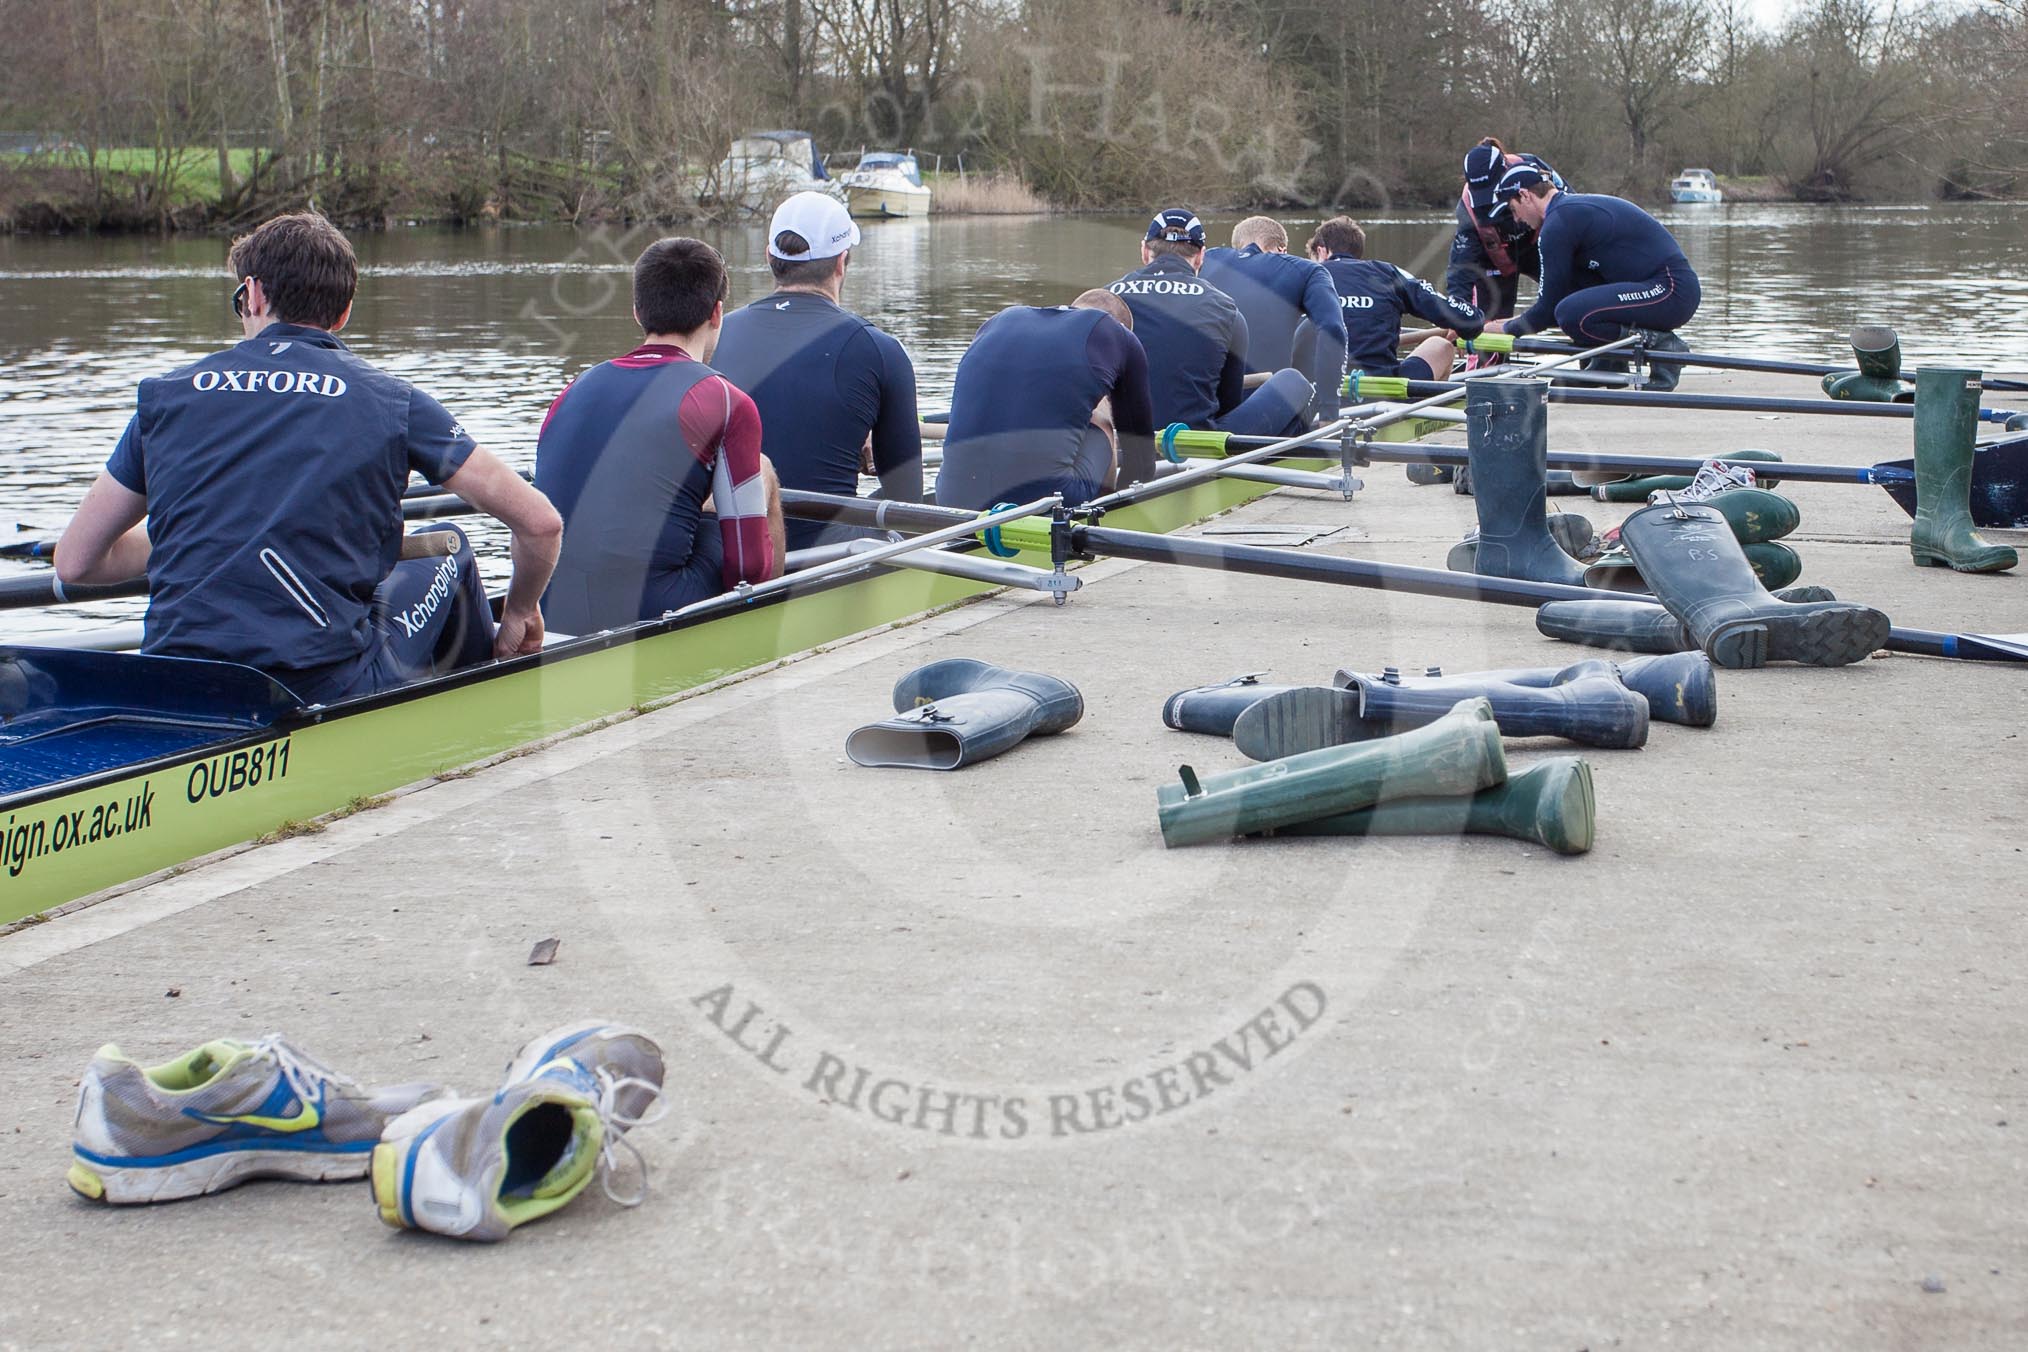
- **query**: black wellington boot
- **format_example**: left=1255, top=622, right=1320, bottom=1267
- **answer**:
left=1377, top=652, right=1717, bottom=729
left=1162, top=673, right=1295, bottom=736
left=1618, top=503, right=1889, bottom=668
left=1461, top=381, right=1589, bottom=585
left=1446, top=511, right=1597, bottom=572
left=1633, top=328, right=1689, bottom=392
left=1233, top=663, right=1648, bottom=760
left=847, top=658, right=1084, bottom=769
left=1534, top=588, right=1839, bottom=655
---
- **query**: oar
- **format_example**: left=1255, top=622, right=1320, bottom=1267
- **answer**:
left=778, top=490, right=2027, bottom=663
left=0, top=530, right=467, bottom=612
left=1169, top=426, right=2028, bottom=527
left=1463, top=331, right=2028, bottom=393
left=1341, top=374, right=2022, bottom=424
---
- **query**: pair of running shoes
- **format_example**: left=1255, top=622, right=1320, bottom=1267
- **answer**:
left=66, top=1020, right=666, bottom=1242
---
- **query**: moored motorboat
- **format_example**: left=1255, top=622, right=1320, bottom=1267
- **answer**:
left=1669, top=168, right=1724, bottom=204
left=841, top=152, right=932, bottom=219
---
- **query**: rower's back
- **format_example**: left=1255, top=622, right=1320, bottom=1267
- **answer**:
left=1108, top=254, right=1245, bottom=427
left=937, top=304, right=1153, bottom=509
left=115, top=323, right=472, bottom=681
left=712, top=291, right=922, bottom=550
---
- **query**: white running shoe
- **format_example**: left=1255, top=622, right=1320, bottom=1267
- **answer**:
left=369, top=1021, right=666, bottom=1242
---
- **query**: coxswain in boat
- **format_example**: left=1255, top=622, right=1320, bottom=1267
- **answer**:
left=1482, top=165, right=1700, bottom=391
left=1106, top=208, right=1315, bottom=437
left=534, top=237, right=785, bottom=635
left=712, top=191, right=923, bottom=551
left=1200, top=216, right=1347, bottom=419
left=53, top=212, right=561, bottom=703
left=1445, top=137, right=1565, bottom=325
left=1305, top=216, right=1485, bottom=387
left=935, top=290, right=1154, bottom=509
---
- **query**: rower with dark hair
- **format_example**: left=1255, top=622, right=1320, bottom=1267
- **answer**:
left=935, top=288, right=1155, bottom=510
left=1304, top=216, right=1485, bottom=387
left=1200, top=216, right=1346, bottom=419
left=534, top=236, right=785, bottom=635
left=1445, top=137, right=1565, bottom=322
left=1483, top=165, right=1699, bottom=391
left=712, top=191, right=923, bottom=551
left=1107, top=208, right=1315, bottom=437
left=54, top=211, right=561, bottom=703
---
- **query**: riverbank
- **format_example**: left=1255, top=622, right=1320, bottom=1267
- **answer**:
left=3, top=155, right=2003, bottom=234
left=4, top=372, right=2024, bottom=1348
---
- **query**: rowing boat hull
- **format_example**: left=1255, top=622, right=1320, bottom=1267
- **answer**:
left=0, top=423, right=1445, bottom=923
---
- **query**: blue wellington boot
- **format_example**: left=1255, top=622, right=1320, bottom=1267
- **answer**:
left=847, top=658, right=1084, bottom=769
left=1460, top=382, right=1589, bottom=585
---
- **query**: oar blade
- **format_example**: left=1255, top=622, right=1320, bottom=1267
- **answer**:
left=1871, top=434, right=2028, bottom=527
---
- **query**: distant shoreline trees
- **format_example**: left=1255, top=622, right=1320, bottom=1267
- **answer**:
left=0, top=0, right=2020, bottom=231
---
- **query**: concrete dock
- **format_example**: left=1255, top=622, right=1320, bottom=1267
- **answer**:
left=3, top=374, right=2025, bottom=1349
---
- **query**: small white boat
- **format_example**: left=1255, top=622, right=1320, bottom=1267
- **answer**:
left=841, top=152, right=932, bottom=219
left=1669, top=168, right=1724, bottom=204
left=708, top=131, right=844, bottom=214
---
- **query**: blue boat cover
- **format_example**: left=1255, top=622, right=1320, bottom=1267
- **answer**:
left=0, top=648, right=302, bottom=796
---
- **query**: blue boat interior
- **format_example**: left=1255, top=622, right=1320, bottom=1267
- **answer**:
left=857, top=152, right=923, bottom=187
left=0, top=648, right=302, bottom=795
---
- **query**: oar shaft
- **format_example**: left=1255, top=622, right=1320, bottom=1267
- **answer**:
left=0, top=574, right=147, bottom=611
left=1482, top=334, right=2028, bottom=392
left=1198, top=431, right=1893, bottom=485
left=1390, top=378, right=2016, bottom=422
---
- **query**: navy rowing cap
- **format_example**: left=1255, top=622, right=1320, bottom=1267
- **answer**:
left=1491, top=163, right=1555, bottom=215
left=1463, top=144, right=1505, bottom=208
left=1146, top=209, right=1205, bottom=247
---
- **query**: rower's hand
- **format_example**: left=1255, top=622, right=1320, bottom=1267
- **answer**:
left=1481, top=318, right=1508, bottom=334
left=494, top=605, right=546, bottom=659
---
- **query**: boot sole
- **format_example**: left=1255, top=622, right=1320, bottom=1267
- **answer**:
left=1710, top=608, right=1890, bottom=668
left=1233, top=688, right=1384, bottom=762
left=1912, top=548, right=2018, bottom=573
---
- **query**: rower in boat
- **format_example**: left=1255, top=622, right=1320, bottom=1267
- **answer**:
left=1305, top=216, right=1485, bottom=385
left=1483, top=164, right=1700, bottom=391
left=52, top=212, right=561, bottom=703
left=1106, top=208, right=1315, bottom=437
left=1200, top=216, right=1347, bottom=419
left=534, top=238, right=785, bottom=635
left=935, top=289, right=1154, bottom=510
left=712, top=191, right=923, bottom=551
left=1445, top=137, right=1565, bottom=326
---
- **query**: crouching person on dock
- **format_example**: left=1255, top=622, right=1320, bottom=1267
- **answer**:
left=54, top=212, right=561, bottom=704
left=535, top=238, right=786, bottom=635
left=936, top=289, right=1155, bottom=509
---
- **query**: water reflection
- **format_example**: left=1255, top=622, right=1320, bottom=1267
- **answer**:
left=5, top=204, right=2027, bottom=640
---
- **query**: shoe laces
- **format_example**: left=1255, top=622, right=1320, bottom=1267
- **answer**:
left=251, top=1034, right=358, bottom=1106
left=1654, top=460, right=1754, bottom=505
left=589, top=1068, right=669, bottom=1207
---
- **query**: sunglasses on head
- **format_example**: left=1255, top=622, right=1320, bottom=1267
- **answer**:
left=231, top=278, right=252, bottom=319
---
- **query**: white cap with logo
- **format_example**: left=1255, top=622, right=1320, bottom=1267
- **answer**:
left=767, top=191, right=861, bottom=261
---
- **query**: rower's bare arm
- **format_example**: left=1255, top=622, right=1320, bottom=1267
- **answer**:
left=54, top=473, right=151, bottom=586
left=441, top=447, right=563, bottom=656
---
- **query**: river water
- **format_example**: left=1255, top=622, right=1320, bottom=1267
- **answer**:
left=4, top=203, right=2026, bottom=641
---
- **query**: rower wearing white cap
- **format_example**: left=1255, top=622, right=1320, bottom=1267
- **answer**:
left=712, top=190, right=924, bottom=550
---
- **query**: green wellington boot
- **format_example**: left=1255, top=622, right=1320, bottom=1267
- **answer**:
left=1585, top=538, right=1801, bottom=592
left=1910, top=367, right=2018, bottom=573
left=1533, top=588, right=1839, bottom=655
left=1580, top=447, right=1784, bottom=494
left=1157, top=697, right=1507, bottom=848
left=1618, top=503, right=1888, bottom=667
left=1270, top=757, right=1596, bottom=856
left=1822, top=326, right=1908, bottom=403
